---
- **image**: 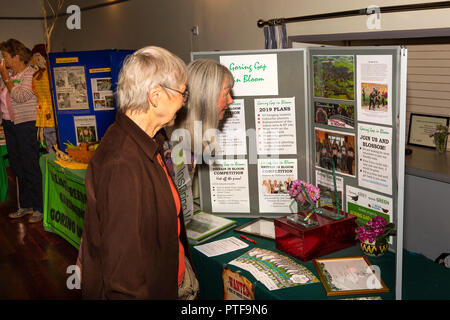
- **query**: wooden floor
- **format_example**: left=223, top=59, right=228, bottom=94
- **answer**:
left=0, top=168, right=81, bottom=299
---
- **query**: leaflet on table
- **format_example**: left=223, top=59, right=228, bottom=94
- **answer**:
left=209, top=159, right=250, bottom=213
left=91, top=77, right=114, bottom=111
left=194, top=236, right=248, bottom=257
left=357, top=55, right=393, bottom=126
left=228, top=248, right=319, bottom=291
left=257, top=158, right=297, bottom=213
left=358, top=123, right=392, bottom=195
left=315, top=128, right=356, bottom=177
left=73, top=115, right=98, bottom=145
left=216, top=99, right=247, bottom=156
left=219, top=54, right=278, bottom=96
left=255, top=97, right=297, bottom=155
left=315, top=170, right=344, bottom=211
left=346, top=186, right=393, bottom=245
left=186, top=210, right=237, bottom=244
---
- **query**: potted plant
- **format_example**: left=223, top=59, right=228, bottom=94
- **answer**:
left=356, top=216, right=396, bottom=257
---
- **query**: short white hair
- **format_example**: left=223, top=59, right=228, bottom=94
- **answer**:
left=116, top=46, right=187, bottom=113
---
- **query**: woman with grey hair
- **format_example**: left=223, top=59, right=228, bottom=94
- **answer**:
left=80, top=46, right=198, bottom=300
left=164, top=59, right=234, bottom=224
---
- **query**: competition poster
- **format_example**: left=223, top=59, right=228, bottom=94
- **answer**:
left=257, top=158, right=297, bottom=213
left=209, top=159, right=250, bottom=213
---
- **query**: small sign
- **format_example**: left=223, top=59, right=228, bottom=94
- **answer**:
left=89, top=67, right=111, bottom=73
left=222, top=268, right=254, bottom=300
left=55, top=57, right=79, bottom=64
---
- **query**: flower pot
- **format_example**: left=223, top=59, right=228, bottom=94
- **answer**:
left=434, top=135, right=448, bottom=154
left=360, top=240, right=388, bottom=257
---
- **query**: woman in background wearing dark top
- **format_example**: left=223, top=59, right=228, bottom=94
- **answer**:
left=80, top=46, right=198, bottom=299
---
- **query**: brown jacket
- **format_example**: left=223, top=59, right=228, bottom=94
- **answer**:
left=81, top=111, right=191, bottom=299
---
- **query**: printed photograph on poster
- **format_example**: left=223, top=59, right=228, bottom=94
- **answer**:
left=216, top=99, right=247, bottom=156
left=314, top=102, right=355, bottom=129
left=91, top=77, right=114, bottom=111
left=255, top=97, right=297, bottom=155
left=257, top=159, right=298, bottom=213
left=315, top=170, right=344, bottom=211
left=313, top=55, right=355, bottom=100
left=209, top=159, right=250, bottom=213
left=358, top=123, right=392, bottom=195
left=53, top=66, right=89, bottom=110
left=346, top=185, right=393, bottom=244
left=315, top=128, right=356, bottom=177
left=219, top=54, right=278, bottom=96
left=73, top=115, right=98, bottom=145
left=356, top=55, right=393, bottom=126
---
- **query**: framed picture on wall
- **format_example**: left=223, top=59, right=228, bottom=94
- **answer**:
left=408, top=113, right=449, bottom=148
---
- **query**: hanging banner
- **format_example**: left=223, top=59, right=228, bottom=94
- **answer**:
left=222, top=268, right=255, bottom=300
left=43, top=161, right=86, bottom=249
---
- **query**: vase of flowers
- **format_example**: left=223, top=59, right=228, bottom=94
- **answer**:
left=289, top=180, right=321, bottom=212
left=429, top=124, right=449, bottom=154
left=356, top=216, right=396, bottom=257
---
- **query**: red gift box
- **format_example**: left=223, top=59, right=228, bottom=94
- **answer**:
left=274, top=207, right=357, bottom=261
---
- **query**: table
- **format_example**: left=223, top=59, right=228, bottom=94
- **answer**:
left=190, top=218, right=450, bottom=300
left=38, top=154, right=450, bottom=299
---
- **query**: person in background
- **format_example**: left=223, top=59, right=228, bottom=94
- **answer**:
left=164, top=59, right=234, bottom=224
left=80, top=46, right=198, bottom=299
left=30, top=44, right=57, bottom=153
left=0, top=39, right=43, bottom=223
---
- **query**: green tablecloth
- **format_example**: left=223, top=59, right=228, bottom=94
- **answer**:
left=40, top=153, right=87, bottom=249
left=190, top=218, right=450, bottom=300
left=36, top=156, right=450, bottom=299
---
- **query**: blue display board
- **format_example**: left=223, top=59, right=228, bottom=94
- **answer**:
left=48, top=49, right=133, bottom=151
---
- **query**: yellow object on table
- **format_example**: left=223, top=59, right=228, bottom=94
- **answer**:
left=54, top=159, right=88, bottom=170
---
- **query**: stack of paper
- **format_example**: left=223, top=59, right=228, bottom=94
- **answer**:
left=186, top=210, right=237, bottom=245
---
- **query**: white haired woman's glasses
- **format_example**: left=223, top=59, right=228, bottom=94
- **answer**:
left=160, top=84, right=189, bottom=103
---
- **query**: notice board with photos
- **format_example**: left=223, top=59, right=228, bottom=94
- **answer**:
left=48, top=49, right=134, bottom=152
left=193, top=46, right=408, bottom=299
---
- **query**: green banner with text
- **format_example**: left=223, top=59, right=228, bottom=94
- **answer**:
left=43, top=160, right=86, bottom=249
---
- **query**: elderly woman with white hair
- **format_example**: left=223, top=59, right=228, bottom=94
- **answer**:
left=80, top=46, right=198, bottom=300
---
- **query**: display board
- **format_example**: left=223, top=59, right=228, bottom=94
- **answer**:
left=48, top=49, right=134, bottom=151
left=193, top=46, right=407, bottom=299
left=193, top=49, right=309, bottom=218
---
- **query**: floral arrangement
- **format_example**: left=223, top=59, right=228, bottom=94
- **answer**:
left=429, top=124, right=449, bottom=140
left=429, top=124, right=449, bottom=151
left=356, top=216, right=396, bottom=247
left=289, top=180, right=320, bottom=207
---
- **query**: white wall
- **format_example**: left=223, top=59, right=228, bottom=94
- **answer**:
left=0, top=1, right=45, bottom=50
left=47, top=0, right=450, bottom=62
